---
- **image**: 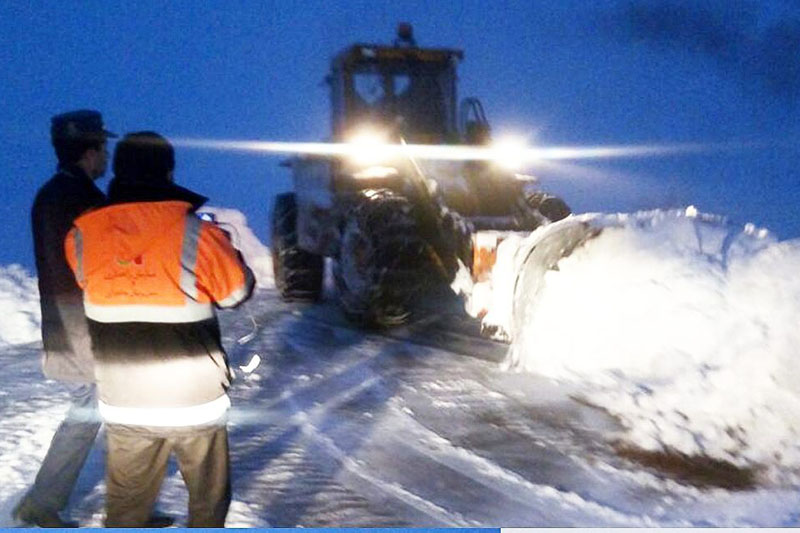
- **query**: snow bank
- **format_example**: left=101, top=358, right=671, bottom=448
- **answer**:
left=0, top=265, right=41, bottom=346
left=199, top=207, right=274, bottom=288
left=506, top=208, right=800, bottom=474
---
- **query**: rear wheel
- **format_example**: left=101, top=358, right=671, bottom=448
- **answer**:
left=270, top=193, right=323, bottom=301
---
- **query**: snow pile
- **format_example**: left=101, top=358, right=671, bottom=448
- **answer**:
left=0, top=265, right=41, bottom=346
left=506, top=208, right=800, bottom=472
left=199, top=207, right=274, bottom=288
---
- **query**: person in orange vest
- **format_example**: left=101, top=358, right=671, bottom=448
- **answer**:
left=65, top=131, right=254, bottom=527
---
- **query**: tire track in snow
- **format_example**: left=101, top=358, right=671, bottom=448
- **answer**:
left=250, top=365, right=470, bottom=525
left=232, top=367, right=466, bottom=525
left=294, top=410, right=473, bottom=527
left=383, top=403, right=668, bottom=526
left=237, top=307, right=635, bottom=525
left=396, top=360, right=691, bottom=524
left=221, top=291, right=778, bottom=526
left=231, top=297, right=644, bottom=525
left=226, top=305, right=470, bottom=525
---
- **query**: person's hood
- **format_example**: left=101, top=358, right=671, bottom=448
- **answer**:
left=73, top=200, right=196, bottom=265
left=107, top=178, right=208, bottom=211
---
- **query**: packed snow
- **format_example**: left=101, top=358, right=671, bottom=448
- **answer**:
left=504, top=209, right=800, bottom=476
left=0, top=264, right=41, bottom=346
left=4, top=206, right=800, bottom=526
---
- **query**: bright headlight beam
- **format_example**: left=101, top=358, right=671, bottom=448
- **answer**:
left=346, top=129, right=392, bottom=165
left=172, top=137, right=712, bottom=164
left=490, top=137, right=528, bottom=170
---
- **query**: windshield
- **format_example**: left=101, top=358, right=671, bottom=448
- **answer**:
left=350, top=68, right=447, bottom=139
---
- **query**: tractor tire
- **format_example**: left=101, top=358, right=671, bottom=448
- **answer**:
left=270, top=192, right=323, bottom=301
left=333, top=190, right=437, bottom=328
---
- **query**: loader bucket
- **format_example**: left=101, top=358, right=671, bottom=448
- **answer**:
left=510, top=218, right=602, bottom=346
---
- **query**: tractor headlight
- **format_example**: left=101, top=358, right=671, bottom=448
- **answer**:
left=346, top=127, right=392, bottom=166
left=490, top=136, right=528, bottom=170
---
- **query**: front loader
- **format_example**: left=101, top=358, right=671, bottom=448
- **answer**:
left=271, top=24, right=572, bottom=328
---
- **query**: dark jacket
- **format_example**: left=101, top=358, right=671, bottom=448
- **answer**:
left=32, top=164, right=106, bottom=382
left=65, top=178, right=254, bottom=427
left=107, top=177, right=208, bottom=209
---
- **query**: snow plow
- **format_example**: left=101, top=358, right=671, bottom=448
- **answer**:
left=271, top=24, right=572, bottom=327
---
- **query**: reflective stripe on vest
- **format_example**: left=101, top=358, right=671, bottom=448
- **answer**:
left=98, top=394, right=230, bottom=427
left=180, top=215, right=202, bottom=299
left=217, top=281, right=252, bottom=308
left=84, top=299, right=214, bottom=323
left=74, top=227, right=84, bottom=286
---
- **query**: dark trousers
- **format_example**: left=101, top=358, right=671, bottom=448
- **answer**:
left=104, top=423, right=230, bottom=528
left=26, top=384, right=101, bottom=512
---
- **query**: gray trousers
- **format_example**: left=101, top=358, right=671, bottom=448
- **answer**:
left=27, top=383, right=101, bottom=512
left=104, top=423, right=230, bottom=528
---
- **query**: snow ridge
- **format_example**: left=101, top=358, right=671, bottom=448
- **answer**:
left=507, top=208, right=800, bottom=474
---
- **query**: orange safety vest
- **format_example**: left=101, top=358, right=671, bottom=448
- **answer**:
left=65, top=200, right=252, bottom=323
left=64, top=200, right=253, bottom=425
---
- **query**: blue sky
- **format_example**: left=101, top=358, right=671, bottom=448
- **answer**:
left=1, top=0, right=797, bottom=270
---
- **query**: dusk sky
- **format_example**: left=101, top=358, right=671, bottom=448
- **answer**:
left=1, top=0, right=798, bottom=270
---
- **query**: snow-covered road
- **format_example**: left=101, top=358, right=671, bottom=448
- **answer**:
left=3, top=289, right=799, bottom=527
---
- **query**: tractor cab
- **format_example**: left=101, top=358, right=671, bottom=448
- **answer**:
left=327, top=24, right=463, bottom=144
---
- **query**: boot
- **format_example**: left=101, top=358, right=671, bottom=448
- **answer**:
left=12, top=499, right=78, bottom=528
left=147, top=511, right=175, bottom=528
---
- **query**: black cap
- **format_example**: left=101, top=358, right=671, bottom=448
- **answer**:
left=51, top=109, right=117, bottom=142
